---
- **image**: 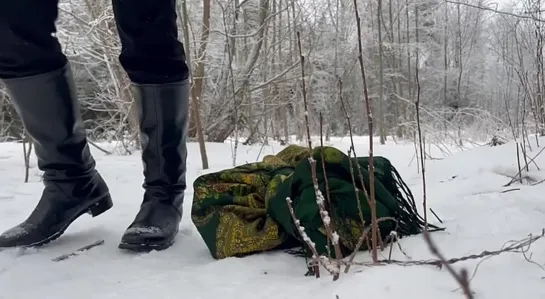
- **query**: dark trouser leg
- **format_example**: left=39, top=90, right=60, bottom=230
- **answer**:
left=0, top=0, right=67, bottom=78
left=112, top=0, right=189, bottom=84
left=113, top=0, right=190, bottom=251
left=0, top=0, right=112, bottom=248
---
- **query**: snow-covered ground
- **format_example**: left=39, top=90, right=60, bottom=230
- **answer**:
left=0, top=136, right=544, bottom=299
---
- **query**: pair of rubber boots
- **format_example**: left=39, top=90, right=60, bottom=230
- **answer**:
left=0, top=64, right=189, bottom=251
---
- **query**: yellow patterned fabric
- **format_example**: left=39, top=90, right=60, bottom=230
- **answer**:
left=191, top=146, right=308, bottom=259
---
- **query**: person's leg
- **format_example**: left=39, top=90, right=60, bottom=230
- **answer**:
left=113, top=0, right=190, bottom=251
left=0, top=0, right=66, bottom=78
left=113, top=0, right=189, bottom=84
left=0, top=0, right=112, bottom=248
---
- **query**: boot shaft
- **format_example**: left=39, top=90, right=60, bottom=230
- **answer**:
left=132, top=81, right=189, bottom=206
left=0, top=64, right=95, bottom=178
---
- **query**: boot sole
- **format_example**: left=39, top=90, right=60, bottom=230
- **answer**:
left=22, top=195, right=113, bottom=248
left=118, top=240, right=174, bottom=252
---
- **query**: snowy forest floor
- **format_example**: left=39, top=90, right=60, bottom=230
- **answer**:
left=0, top=136, right=545, bottom=299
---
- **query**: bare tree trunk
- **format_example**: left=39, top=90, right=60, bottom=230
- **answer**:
left=180, top=0, right=210, bottom=169
left=405, top=0, right=413, bottom=134
left=377, top=0, right=386, bottom=144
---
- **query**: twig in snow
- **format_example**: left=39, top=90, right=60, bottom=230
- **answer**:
left=516, top=142, right=523, bottom=184
left=51, top=240, right=105, bottom=262
left=504, top=145, right=545, bottom=186
left=430, top=208, right=443, bottom=224
left=385, top=231, right=411, bottom=261
left=338, top=77, right=384, bottom=271
left=531, top=179, right=545, bottom=186
left=309, top=157, right=343, bottom=280
left=87, top=139, right=112, bottom=155
left=22, top=131, right=33, bottom=183
left=344, top=216, right=398, bottom=273
left=520, top=143, right=530, bottom=172
left=456, top=230, right=545, bottom=292
left=439, top=175, right=458, bottom=183
left=521, top=142, right=540, bottom=170
left=296, top=31, right=312, bottom=150
left=338, top=78, right=367, bottom=228
left=319, top=113, right=334, bottom=260
left=295, top=30, right=341, bottom=280
left=286, top=197, right=337, bottom=278
left=413, top=2, right=428, bottom=232
left=345, top=231, right=543, bottom=268
left=423, top=231, right=474, bottom=299
left=352, top=0, right=379, bottom=262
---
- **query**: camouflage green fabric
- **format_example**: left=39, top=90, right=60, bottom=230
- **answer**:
left=191, top=145, right=432, bottom=259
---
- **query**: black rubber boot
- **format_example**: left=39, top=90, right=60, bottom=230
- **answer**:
left=118, top=80, right=189, bottom=251
left=0, top=64, right=112, bottom=248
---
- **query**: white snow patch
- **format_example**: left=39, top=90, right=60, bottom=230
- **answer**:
left=0, top=137, right=544, bottom=299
